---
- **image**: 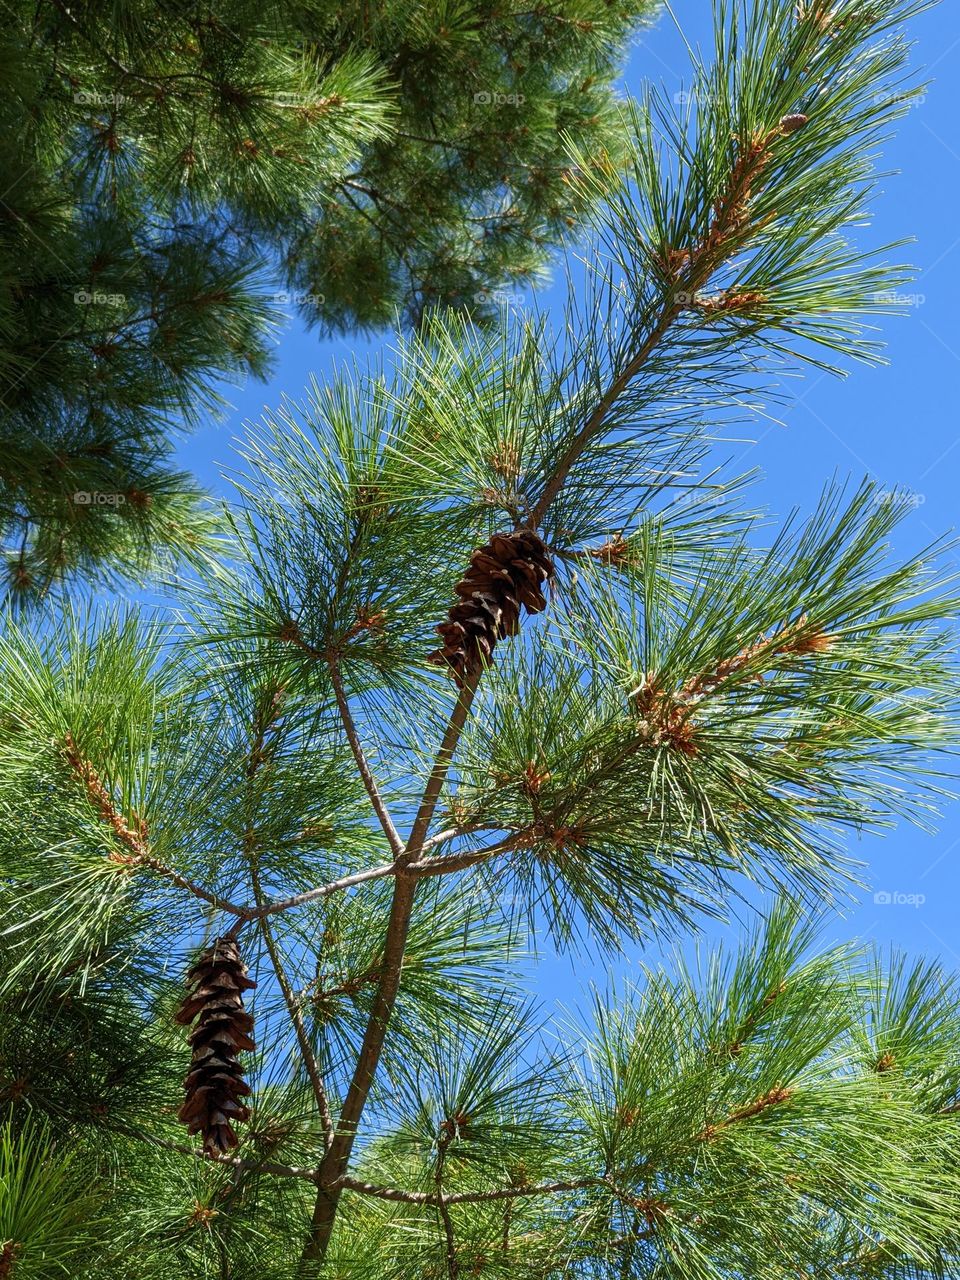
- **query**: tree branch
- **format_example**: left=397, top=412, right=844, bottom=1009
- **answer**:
left=528, top=306, right=682, bottom=527
left=141, top=860, right=248, bottom=917
left=529, top=122, right=789, bottom=528
left=249, top=860, right=400, bottom=917
left=419, top=824, right=484, bottom=853
left=409, top=834, right=522, bottom=878
left=300, top=674, right=482, bottom=1266
left=405, top=675, right=483, bottom=865
left=693, top=1086, right=794, bottom=1142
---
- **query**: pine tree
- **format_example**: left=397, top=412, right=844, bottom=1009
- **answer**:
left=1, top=1, right=959, bottom=1277
left=0, top=0, right=658, bottom=605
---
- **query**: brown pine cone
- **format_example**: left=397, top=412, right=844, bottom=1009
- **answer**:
left=175, top=936, right=256, bottom=1156
left=429, top=529, right=555, bottom=681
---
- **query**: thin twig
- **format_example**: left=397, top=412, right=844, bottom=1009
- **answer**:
left=248, top=832, right=522, bottom=918
left=336, top=1174, right=600, bottom=1206
left=48, top=0, right=219, bottom=93
left=252, top=865, right=337, bottom=1150
left=435, top=1137, right=460, bottom=1279
left=327, top=651, right=404, bottom=857
left=138, top=856, right=249, bottom=917
left=134, top=1132, right=319, bottom=1183
left=242, top=698, right=336, bottom=1149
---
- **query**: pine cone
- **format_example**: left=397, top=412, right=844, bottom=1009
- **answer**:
left=429, top=529, right=555, bottom=681
left=175, top=936, right=256, bottom=1156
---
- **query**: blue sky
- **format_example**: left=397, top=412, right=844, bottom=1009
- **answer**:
left=175, top=3, right=960, bottom=988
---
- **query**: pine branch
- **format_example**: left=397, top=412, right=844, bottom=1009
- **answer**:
left=419, top=826, right=481, bottom=853
left=410, top=834, right=525, bottom=879
left=46, top=0, right=165, bottom=90
left=297, top=108, right=838, bottom=1254
left=406, top=676, right=484, bottom=864
left=677, top=617, right=833, bottom=702
left=530, top=115, right=806, bottom=528
left=303, top=872, right=417, bottom=1262
left=632, top=617, right=833, bottom=755
left=63, top=734, right=149, bottom=859
left=529, top=307, right=681, bottom=528
left=248, top=861, right=402, bottom=917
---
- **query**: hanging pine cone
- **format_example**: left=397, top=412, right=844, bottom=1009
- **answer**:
left=175, top=936, right=256, bottom=1156
left=429, top=529, right=555, bottom=681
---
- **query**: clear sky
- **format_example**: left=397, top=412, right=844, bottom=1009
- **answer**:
left=174, top=2, right=960, bottom=991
